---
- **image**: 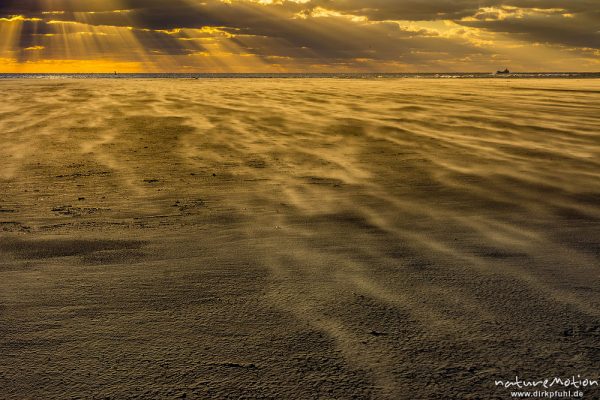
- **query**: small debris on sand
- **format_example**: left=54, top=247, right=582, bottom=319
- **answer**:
left=220, top=362, right=258, bottom=369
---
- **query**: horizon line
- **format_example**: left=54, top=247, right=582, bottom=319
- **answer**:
left=1, top=71, right=599, bottom=74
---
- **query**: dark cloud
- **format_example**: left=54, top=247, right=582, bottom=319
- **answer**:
left=458, top=6, right=600, bottom=49
left=304, top=0, right=483, bottom=21
left=0, top=0, right=124, bottom=15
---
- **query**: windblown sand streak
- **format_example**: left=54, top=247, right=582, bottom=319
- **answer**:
left=0, top=78, right=599, bottom=399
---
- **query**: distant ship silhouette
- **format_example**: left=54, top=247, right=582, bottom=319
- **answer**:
left=496, top=68, right=510, bottom=74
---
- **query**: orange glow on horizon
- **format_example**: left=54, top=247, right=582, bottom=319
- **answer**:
left=0, top=58, right=144, bottom=73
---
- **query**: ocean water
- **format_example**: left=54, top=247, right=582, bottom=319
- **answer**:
left=0, top=72, right=599, bottom=79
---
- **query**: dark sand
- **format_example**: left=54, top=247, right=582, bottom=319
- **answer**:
left=0, top=78, right=599, bottom=399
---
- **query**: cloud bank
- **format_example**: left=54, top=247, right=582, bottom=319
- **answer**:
left=1, top=0, right=598, bottom=72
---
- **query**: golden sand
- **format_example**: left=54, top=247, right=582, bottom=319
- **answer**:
left=1, top=78, right=599, bottom=398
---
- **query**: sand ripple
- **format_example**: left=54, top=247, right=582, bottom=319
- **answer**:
left=1, top=78, right=599, bottom=398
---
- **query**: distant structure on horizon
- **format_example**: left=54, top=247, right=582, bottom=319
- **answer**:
left=496, top=68, right=510, bottom=74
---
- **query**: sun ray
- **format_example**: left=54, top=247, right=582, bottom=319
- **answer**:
left=0, top=16, right=26, bottom=59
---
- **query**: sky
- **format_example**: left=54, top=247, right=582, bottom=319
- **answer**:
left=0, top=0, right=598, bottom=73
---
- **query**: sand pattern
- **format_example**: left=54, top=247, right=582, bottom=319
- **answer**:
left=0, top=79, right=599, bottom=399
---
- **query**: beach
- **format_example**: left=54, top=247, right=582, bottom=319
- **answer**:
left=1, top=78, right=599, bottom=399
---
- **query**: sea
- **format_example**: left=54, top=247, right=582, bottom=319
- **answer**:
left=0, top=72, right=599, bottom=79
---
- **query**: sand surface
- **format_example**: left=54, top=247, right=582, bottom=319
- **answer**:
left=0, top=78, right=599, bottom=399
